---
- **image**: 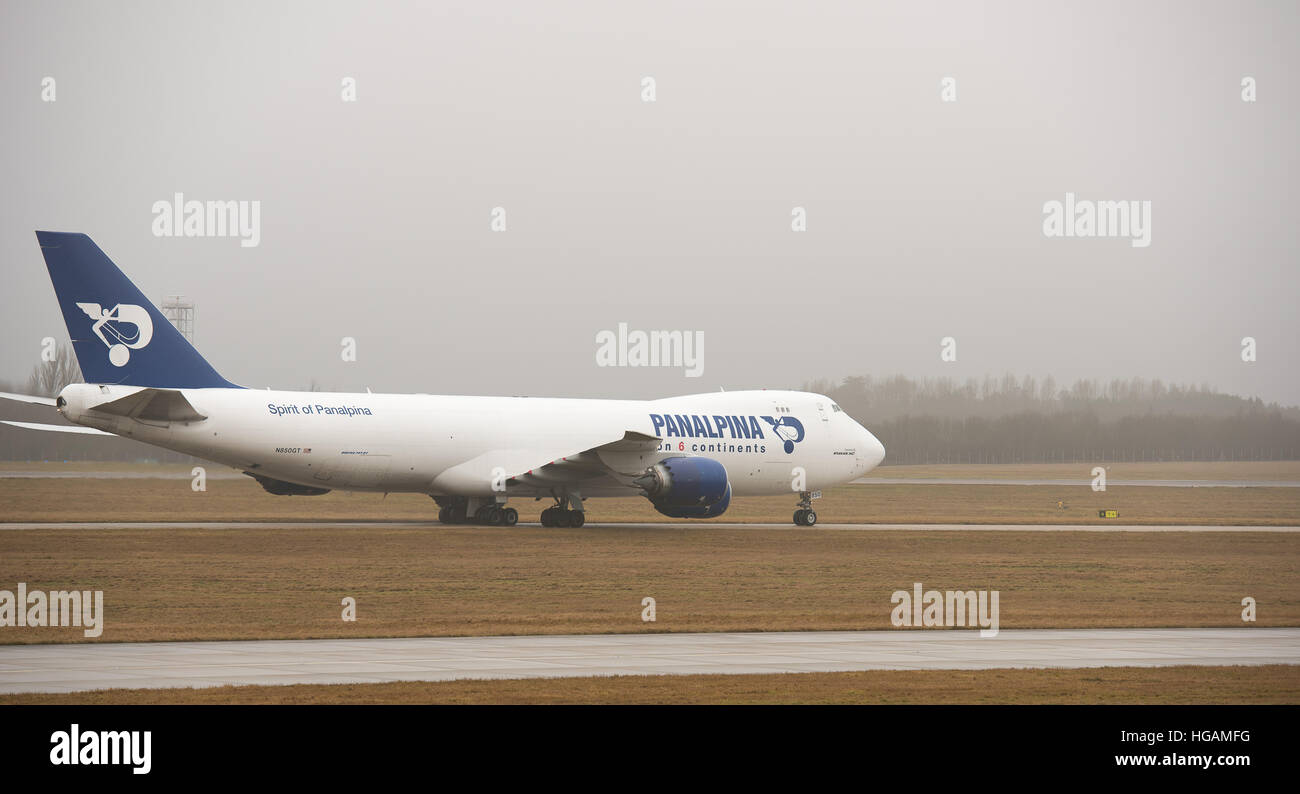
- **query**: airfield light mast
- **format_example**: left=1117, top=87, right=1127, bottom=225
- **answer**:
left=161, top=295, right=195, bottom=343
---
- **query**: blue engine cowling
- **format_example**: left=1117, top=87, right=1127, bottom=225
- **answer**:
left=634, top=457, right=731, bottom=519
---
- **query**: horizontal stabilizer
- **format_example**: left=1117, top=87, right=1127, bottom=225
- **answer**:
left=0, top=420, right=115, bottom=436
left=93, top=388, right=207, bottom=422
left=0, top=391, right=57, bottom=406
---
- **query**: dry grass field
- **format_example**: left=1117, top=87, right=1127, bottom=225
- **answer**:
left=0, top=523, right=1296, bottom=643
left=2, top=665, right=1296, bottom=705
left=2, top=463, right=1295, bottom=704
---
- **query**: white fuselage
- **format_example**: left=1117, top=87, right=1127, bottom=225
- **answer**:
left=56, top=385, right=885, bottom=499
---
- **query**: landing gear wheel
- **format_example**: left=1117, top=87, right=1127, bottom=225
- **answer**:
left=793, top=491, right=817, bottom=526
left=438, top=506, right=451, bottom=524
left=502, top=507, right=518, bottom=526
left=542, top=506, right=585, bottom=527
left=486, top=506, right=503, bottom=526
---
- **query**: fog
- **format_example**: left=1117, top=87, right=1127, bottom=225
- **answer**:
left=2, top=1, right=1296, bottom=405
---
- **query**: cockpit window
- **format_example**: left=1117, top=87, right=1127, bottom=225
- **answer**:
left=831, top=403, right=842, bottom=412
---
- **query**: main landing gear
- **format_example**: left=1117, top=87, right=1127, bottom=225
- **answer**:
left=539, top=492, right=585, bottom=527
left=435, top=497, right=518, bottom=526
left=793, top=491, right=817, bottom=527
left=539, top=506, right=585, bottom=528
left=535, top=491, right=582, bottom=527
left=433, top=493, right=583, bottom=528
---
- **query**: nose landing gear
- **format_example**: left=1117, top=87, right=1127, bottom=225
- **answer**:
left=793, top=491, right=817, bottom=526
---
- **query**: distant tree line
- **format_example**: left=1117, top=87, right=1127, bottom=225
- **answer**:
left=25, top=342, right=82, bottom=398
left=805, top=374, right=1300, bottom=464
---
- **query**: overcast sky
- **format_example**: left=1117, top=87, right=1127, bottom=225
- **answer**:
left=2, top=1, right=1296, bottom=406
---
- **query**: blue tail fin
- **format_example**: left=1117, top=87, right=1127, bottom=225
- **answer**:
left=36, top=231, right=240, bottom=389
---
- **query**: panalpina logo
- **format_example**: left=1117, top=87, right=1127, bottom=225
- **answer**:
left=75, top=303, right=153, bottom=366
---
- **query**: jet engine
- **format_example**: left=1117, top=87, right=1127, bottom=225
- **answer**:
left=634, top=456, right=731, bottom=519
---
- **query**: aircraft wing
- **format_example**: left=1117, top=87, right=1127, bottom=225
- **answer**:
left=430, top=430, right=663, bottom=497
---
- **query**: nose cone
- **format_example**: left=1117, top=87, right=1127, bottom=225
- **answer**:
left=859, top=425, right=885, bottom=471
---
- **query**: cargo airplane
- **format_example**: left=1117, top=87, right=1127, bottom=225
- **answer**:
left=2, top=232, right=885, bottom=527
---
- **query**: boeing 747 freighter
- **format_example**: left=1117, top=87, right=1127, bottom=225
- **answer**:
left=2, top=232, right=885, bottom=526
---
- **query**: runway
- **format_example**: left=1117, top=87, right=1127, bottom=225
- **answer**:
left=855, top=477, right=1300, bottom=488
left=0, top=521, right=1296, bottom=532
left=1, top=627, right=1295, bottom=694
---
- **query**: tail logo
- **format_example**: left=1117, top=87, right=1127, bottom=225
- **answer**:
left=75, top=303, right=154, bottom=367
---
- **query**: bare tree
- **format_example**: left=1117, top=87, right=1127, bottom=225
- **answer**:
left=25, top=342, right=83, bottom=397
